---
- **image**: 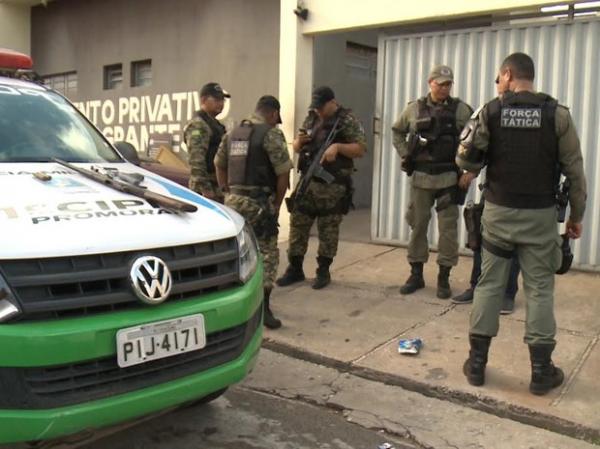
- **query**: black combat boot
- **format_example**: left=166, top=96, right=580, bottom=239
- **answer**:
left=452, top=287, right=474, bottom=304
left=528, top=343, right=564, bottom=395
left=276, top=255, right=305, bottom=287
left=463, top=334, right=492, bottom=386
left=399, top=262, right=425, bottom=295
left=312, top=256, right=333, bottom=290
left=263, top=287, right=282, bottom=330
left=437, top=265, right=452, bottom=299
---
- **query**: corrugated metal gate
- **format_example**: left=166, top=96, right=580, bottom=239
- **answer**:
left=372, top=19, right=600, bottom=270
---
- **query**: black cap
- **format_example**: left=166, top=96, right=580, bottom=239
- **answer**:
left=200, top=82, right=230, bottom=100
left=309, top=86, right=335, bottom=109
left=256, top=95, right=282, bottom=124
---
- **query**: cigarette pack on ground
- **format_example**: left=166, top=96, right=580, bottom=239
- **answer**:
left=398, top=338, right=423, bottom=355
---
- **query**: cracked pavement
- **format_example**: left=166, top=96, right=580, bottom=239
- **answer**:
left=243, top=350, right=599, bottom=449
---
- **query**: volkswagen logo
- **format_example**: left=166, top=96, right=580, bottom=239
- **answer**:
left=129, top=256, right=172, bottom=305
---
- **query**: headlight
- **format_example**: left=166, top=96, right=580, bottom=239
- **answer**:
left=237, top=223, right=259, bottom=283
left=0, top=273, right=20, bottom=323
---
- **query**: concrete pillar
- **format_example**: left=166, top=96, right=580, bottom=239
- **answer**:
left=277, top=0, right=314, bottom=242
left=278, top=0, right=313, bottom=156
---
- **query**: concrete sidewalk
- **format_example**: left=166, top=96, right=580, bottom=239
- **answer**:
left=266, top=228, right=600, bottom=444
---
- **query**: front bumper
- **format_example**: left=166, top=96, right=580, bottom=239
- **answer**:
left=0, top=266, right=263, bottom=444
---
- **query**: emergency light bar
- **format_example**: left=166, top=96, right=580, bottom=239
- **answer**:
left=0, top=48, right=33, bottom=71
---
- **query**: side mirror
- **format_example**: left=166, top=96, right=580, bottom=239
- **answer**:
left=114, top=141, right=141, bottom=166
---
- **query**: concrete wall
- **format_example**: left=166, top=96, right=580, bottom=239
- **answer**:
left=313, top=30, right=378, bottom=208
left=31, top=0, right=280, bottom=154
left=0, top=3, right=31, bottom=53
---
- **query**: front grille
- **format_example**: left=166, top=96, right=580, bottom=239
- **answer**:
left=0, top=306, right=262, bottom=409
left=0, top=238, right=239, bottom=320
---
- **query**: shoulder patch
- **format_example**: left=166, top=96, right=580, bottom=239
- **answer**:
left=470, top=105, right=484, bottom=120
left=266, top=127, right=286, bottom=142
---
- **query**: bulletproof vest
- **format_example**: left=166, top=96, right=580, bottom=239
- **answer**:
left=197, top=110, right=225, bottom=174
left=485, top=91, right=558, bottom=209
left=227, top=120, right=277, bottom=190
left=414, top=97, right=460, bottom=166
left=302, top=107, right=354, bottom=176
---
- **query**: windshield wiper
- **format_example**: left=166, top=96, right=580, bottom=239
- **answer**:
left=53, top=159, right=198, bottom=213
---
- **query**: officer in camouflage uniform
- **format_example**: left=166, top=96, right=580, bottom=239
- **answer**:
left=458, top=53, right=587, bottom=395
left=184, top=82, right=230, bottom=203
left=277, top=86, right=366, bottom=290
left=392, top=65, right=474, bottom=299
left=214, top=95, right=293, bottom=329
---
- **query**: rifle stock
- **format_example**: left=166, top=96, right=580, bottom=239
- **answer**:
left=288, top=117, right=341, bottom=213
left=53, top=159, right=198, bottom=213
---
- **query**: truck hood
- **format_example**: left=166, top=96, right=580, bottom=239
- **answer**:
left=0, top=162, right=244, bottom=259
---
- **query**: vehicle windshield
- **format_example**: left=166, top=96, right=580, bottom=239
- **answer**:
left=0, top=83, right=121, bottom=163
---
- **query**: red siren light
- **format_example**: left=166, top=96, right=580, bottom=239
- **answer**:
left=0, top=48, right=33, bottom=71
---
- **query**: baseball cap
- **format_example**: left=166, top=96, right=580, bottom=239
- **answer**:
left=200, top=82, right=231, bottom=100
left=256, top=95, right=282, bottom=124
left=309, top=86, right=335, bottom=109
left=428, top=65, right=454, bottom=83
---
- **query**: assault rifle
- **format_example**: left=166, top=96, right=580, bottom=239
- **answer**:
left=53, top=159, right=198, bottom=213
left=285, top=116, right=341, bottom=213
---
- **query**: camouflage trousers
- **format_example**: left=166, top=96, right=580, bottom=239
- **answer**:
left=224, top=193, right=279, bottom=289
left=288, top=181, right=346, bottom=259
left=189, top=176, right=224, bottom=204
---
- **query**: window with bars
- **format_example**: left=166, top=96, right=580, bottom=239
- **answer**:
left=42, top=72, right=78, bottom=96
left=131, top=59, right=152, bottom=87
left=104, top=64, right=123, bottom=90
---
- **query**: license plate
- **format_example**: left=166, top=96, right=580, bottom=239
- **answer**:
left=116, top=314, right=206, bottom=368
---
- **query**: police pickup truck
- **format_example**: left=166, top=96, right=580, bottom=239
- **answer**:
left=0, top=49, right=263, bottom=445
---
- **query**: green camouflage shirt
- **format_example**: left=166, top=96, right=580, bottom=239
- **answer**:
left=301, top=107, right=367, bottom=177
left=302, top=108, right=367, bottom=150
left=183, top=113, right=221, bottom=193
left=214, top=113, right=293, bottom=185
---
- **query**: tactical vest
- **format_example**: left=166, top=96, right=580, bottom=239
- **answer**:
left=413, top=97, right=460, bottom=172
left=301, top=107, right=354, bottom=178
left=485, top=91, right=559, bottom=209
left=227, top=120, right=277, bottom=190
left=197, top=110, right=225, bottom=174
